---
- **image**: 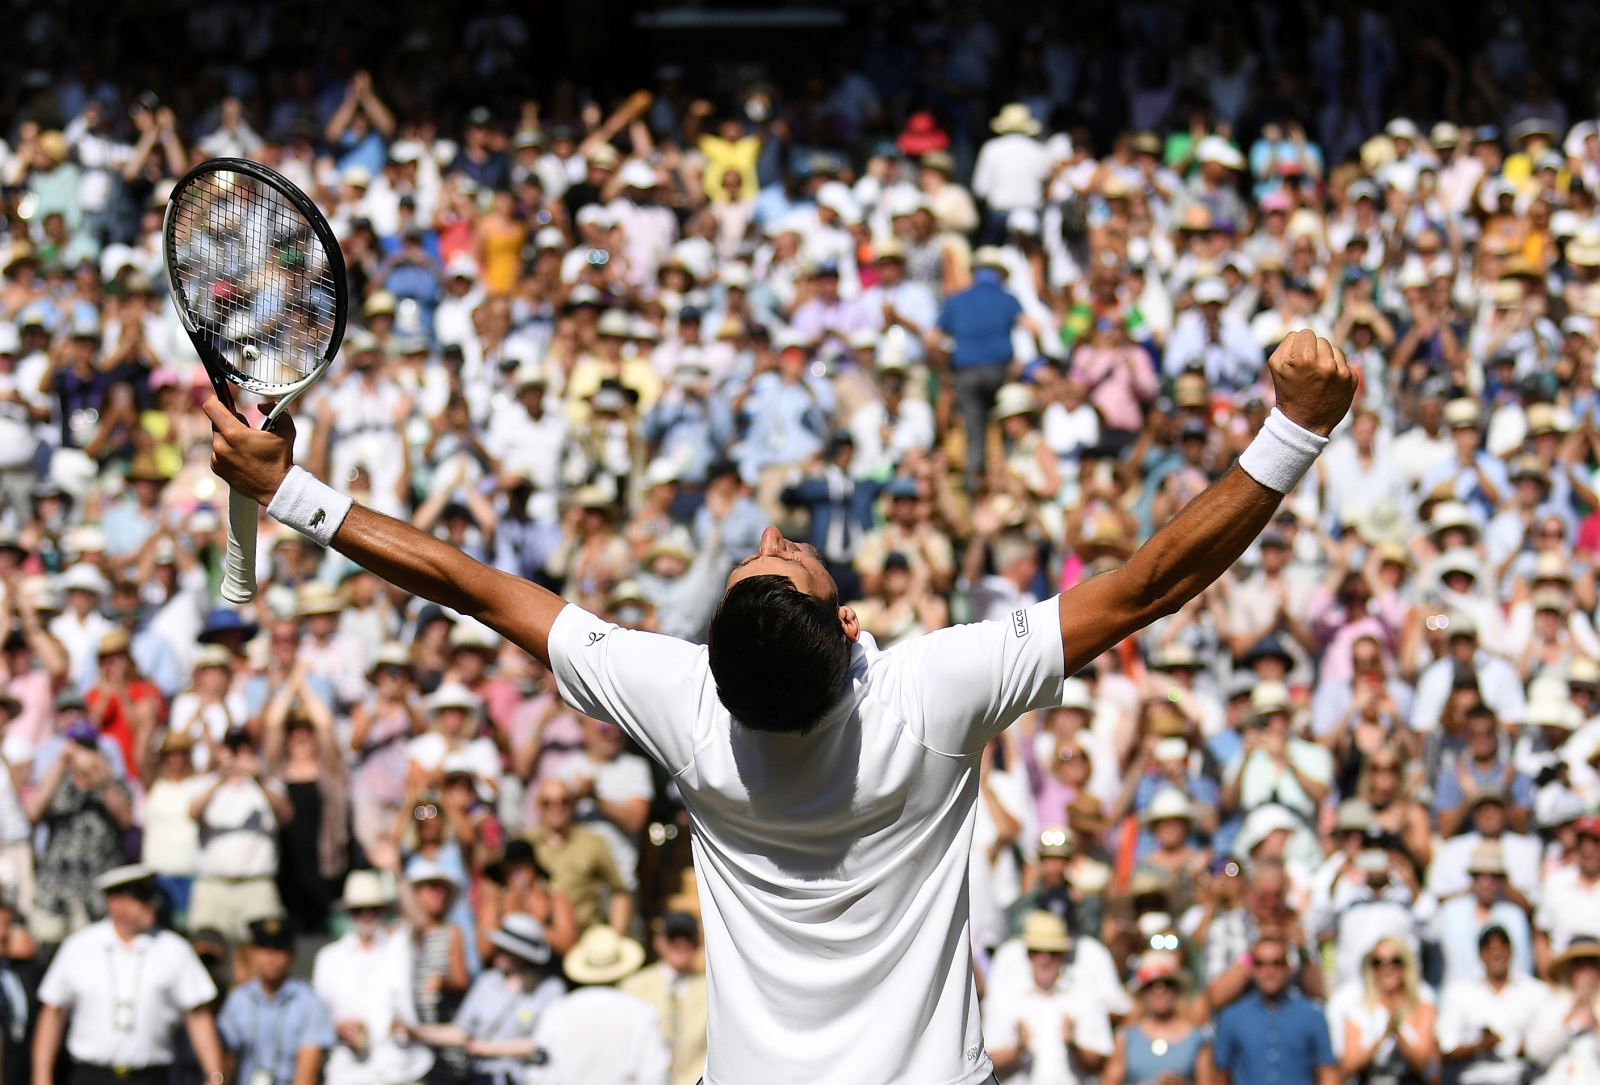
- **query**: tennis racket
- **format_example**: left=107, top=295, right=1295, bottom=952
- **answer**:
left=163, top=157, right=348, bottom=604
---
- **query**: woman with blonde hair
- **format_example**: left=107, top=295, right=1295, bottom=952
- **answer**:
left=1340, top=936, right=1435, bottom=1084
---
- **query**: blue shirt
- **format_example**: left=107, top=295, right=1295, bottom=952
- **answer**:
left=1213, top=989, right=1335, bottom=1085
left=937, top=273, right=1022, bottom=369
left=217, top=977, right=336, bottom=1085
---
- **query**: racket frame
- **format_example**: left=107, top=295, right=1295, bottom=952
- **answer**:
left=161, top=156, right=350, bottom=602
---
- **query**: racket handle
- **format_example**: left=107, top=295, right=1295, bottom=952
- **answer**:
left=221, top=487, right=259, bottom=604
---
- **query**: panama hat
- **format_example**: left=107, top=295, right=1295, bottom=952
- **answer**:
left=1019, top=910, right=1073, bottom=953
left=295, top=582, right=345, bottom=617
left=425, top=682, right=482, bottom=718
left=1466, top=843, right=1507, bottom=877
left=992, top=383, right=1037, bottom=420
left=1426, top=501, right=1479, bottom=543
left=564, top=924, right=646, bottom=984
left=338, top=869, right=398, bottom=911
left=487, top=912, right=553, bottom=966
left=1141, top=788, right=1198, bottom=824
left=990, top=103, right=1041, bottom=136
left=1550, top=937, right=1600, bottom=984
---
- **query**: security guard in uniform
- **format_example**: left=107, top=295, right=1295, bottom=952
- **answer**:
left=33, top=865, right=226, bottom=1085
left=217, top=917, right=335, bottom=1085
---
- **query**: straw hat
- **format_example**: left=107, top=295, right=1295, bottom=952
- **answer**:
left=1550, top=937, right=1600, bottom=984
left=1465, top=843, right=1507, bottom=877
left=563, top=924, right=646, bottom=984
left=992, top=383, right=1037, bottom=420
left=1018, top=910, right=1073, bottom=953
left=989, top=103, right=1041, bottom=136
left=338, top=869, right=398, bottom=911
left=295, top=582, right=345, bottom=617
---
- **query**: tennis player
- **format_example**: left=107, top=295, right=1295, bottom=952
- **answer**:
left=205, top=330, right=1354, bottom=1085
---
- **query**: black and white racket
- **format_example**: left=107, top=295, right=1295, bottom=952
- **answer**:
left=163, top=157, right=348, bottom=603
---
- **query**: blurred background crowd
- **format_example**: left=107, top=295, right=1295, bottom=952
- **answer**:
left=9, top=0, right=1600, bottom=1083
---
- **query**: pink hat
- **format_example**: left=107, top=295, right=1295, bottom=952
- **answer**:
left=1260, top=192, right=1293, bottom=213
left=149, top=366, right=181, bottom=389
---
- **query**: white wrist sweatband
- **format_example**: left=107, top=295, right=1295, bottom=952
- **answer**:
left=1237, top=408, right=1328, bottom=494
left=266, top=466, right=354, bottom=547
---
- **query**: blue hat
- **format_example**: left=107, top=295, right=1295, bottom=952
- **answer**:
left=885, top=478, right=919, bottom=499
left=197, top=608, right=259, bottom=644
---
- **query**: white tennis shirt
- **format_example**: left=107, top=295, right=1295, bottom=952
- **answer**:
left=548, top=597, right=1066, bottom=1085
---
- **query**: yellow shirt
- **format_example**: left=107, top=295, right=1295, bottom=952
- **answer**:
left=698, top=134, right=761, bottom=203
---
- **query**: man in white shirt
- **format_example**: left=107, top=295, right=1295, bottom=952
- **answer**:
left=528, top=926, right=669, bottom=1085
left=1436, top=925, right=1551, bottom=1085
left=1534, top=815, right=1600, bottom=966
left=34, top=865, right=226, bottom=1085
left=982, top=911, right=1114, bottom=1085
left=313, top=872, right=433, bottom=1085
left=206, top=330, right=1355, bottom=1085
left=971, top=105, right=1055, bottom=227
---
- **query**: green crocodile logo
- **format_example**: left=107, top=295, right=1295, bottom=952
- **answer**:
left=310, top=509, right=325, bottom=529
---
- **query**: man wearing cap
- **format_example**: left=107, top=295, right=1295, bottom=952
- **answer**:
left=1411, top=612, right=1526, bottom=733
left=1437, top=923, right=1550, bottom=1085
left=313, top=871, right=433, bottom=1085
left=971, top=105, right=1052, bottom=238
left=981, top=910, right=1114, bottom=1085
left=619, top=912, right=708, bottom=1085
left=1164, top=277, right=1262, bottom=391
left=526, top=925, right=667, bottom=1085
left=217, top=917, right=335, bottom=1085
left=1419, top=399, right=1511, bottom=521
left=208, top=327, right=1355, bottom=1085
left=49, top=563, right=114, bottom=694
left=1428, top=781, right=1543, bottom=907
left=1435, top=843, right=1534, bottom=985
left=1523, top=936, right=1600, bottom=1071
left=34, top=865, right=225, bottom=1085
left=402, top=913, right=564, bottom=1085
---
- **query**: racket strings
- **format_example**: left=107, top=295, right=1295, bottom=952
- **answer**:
left=170, top=171, right=340, bottom=389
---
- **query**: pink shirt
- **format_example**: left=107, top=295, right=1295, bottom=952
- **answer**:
left=1068, top=345, right=1159, bottom=432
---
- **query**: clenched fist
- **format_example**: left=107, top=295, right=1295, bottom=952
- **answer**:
left=204, top=397, right=297, bottom=505
left=1266, top=329, right=1357, bottom=437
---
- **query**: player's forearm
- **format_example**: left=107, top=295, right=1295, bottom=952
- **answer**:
left=333, top=505, right=565, bottom=665
left=1064, top=468, right=1281, bottom=670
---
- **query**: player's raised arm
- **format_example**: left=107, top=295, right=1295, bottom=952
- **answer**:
left=203, top=399, right=568, bottom=666
left=1058, top=330, right=1355, bottom=674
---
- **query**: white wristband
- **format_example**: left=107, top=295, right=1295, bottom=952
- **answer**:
left=266, top=466, right=354, bottom=547
left=1237, top=408, right=1328, bottom=494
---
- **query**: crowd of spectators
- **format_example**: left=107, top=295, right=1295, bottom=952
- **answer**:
left=7, top=2, right=1600, bottom=1084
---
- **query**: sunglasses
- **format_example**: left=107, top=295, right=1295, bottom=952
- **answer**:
left=538, top=797, right=574, bottom=808
left=1372, top=956, right=1405, bottom=968
left=413, top=804, right=439, bottom=820
left=1253, top=956, right=1289, bottom=969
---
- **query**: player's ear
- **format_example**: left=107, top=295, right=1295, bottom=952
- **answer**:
left=838, top=605, right=860, bottom=644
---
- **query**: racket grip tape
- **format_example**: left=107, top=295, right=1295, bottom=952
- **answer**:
left=221, top=487, right=259, bottom=604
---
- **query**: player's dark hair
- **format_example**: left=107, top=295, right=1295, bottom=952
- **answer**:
left=708, top=575, right=850, bottom=735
